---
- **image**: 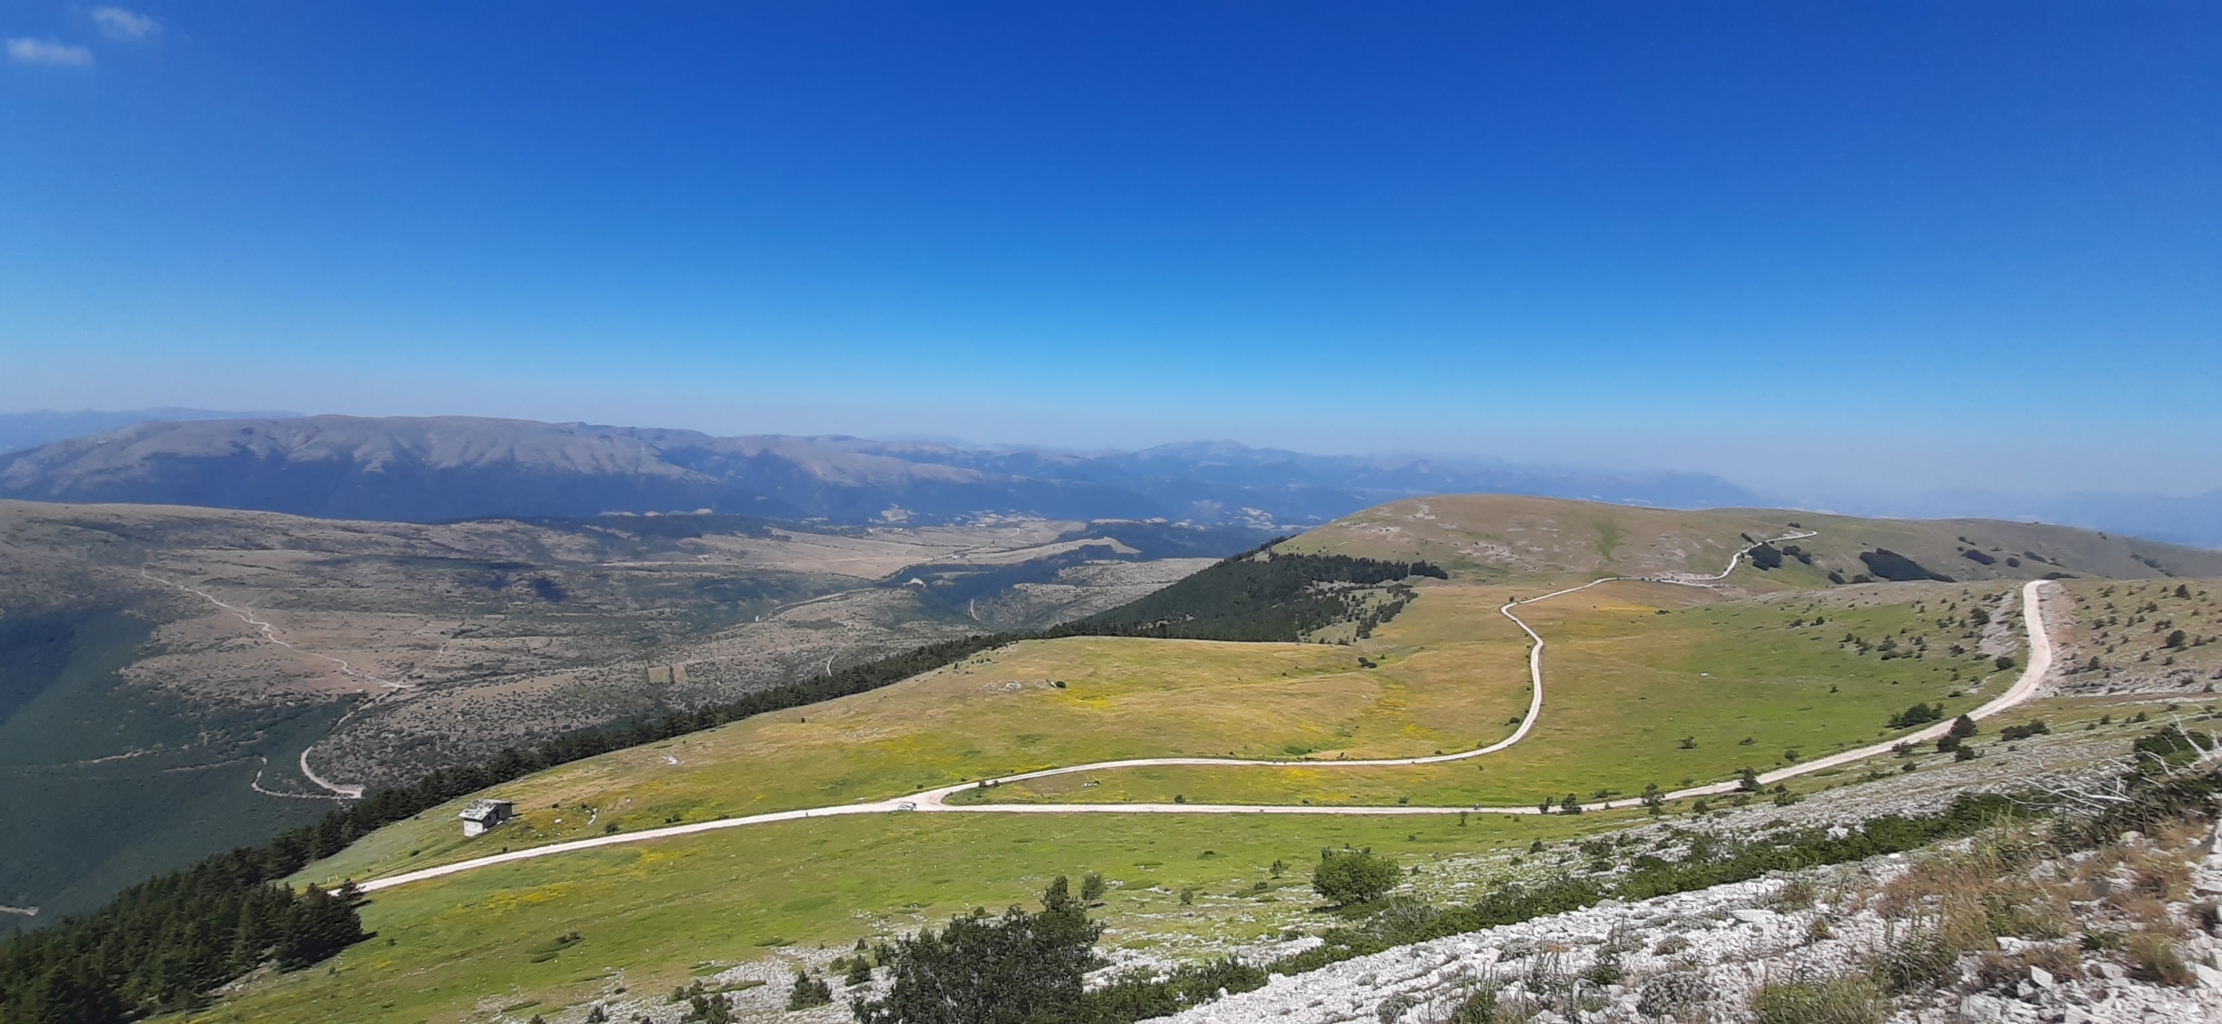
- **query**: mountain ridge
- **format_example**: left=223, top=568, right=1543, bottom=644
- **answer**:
left=0, top=414, right=1762, bottom=527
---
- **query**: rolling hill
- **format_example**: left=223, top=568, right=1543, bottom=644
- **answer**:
left=1282, top=494, right=2222, bottom=583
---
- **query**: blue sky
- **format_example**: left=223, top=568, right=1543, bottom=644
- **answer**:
left=3, top=3, right=2216, bottom=497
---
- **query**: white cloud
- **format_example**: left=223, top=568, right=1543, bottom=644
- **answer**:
left=6, top=37, right=94, bottom=66
left=92, top=7, right=161, bottom=42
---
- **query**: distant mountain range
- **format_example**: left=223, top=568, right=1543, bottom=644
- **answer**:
left=0, top=414, right=1761, bottom=527
left=0, top=408, right=300, bottom=453
left=6, top=413, right=2213, bottom=545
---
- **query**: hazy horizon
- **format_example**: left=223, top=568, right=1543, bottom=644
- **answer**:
left=4, top=406, right=2216, bottom=519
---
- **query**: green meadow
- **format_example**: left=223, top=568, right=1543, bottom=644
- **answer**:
left=202, top=810, right=1622, bottom=1024
left=963, top=581, right=2005, bottom=808
left=219, top=567, right=2038, bottom=1024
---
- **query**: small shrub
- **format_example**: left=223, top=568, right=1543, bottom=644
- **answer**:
left=1080, top=872, right=1107, bottom=903
left=1313, top=848, right=1400, bottom=906
left=785, top=969, right=833, bottom=1010
left=1636, top=971, right=1713, bottom=1019
left=1652, top=933, right=1691, bottom=956
left=1888, top=703, right=1944, bottom=729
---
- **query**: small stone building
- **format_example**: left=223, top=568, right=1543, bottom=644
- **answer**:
left=459, top=799, right=514, bottom=837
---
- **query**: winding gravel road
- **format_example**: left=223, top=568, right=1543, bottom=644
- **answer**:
left=141, top=569, right=388, bottom=799
left=360, top=540, right=2055, bottom=894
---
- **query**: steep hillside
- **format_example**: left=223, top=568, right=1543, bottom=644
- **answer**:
left=1284, top=494, right=2222, bottom=583
left=0, top=415, right=1760, bottom=527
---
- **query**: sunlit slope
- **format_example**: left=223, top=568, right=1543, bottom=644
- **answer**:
left=304, top=621, right=1531, bottom=887
left=219, top=493, right=2210, bottom=1024
left=964, top=578, right=2006, bottom=808
left=1284, top=494, right=2222, bottom=583
left=205, top=811, right=1619, bottom=1024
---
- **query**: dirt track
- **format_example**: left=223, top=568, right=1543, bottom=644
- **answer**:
left=360, top=539, right=2060, bottom=895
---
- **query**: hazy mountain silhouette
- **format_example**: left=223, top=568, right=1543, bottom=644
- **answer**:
left=0, top=408, right=299, bottom=453
left=0, top=415, right=1761, bottom=526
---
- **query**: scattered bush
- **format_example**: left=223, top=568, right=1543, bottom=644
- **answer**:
left=1313, top=848, right=1401, bottom=907
left=1084, top=958, right=1267, bottom=1021
left=786, top=969, right=833, bottom=1011
left=849, top=878, right=1100, bottom=1024
left=2132, top=725, right=2218, bottom=765
left=1888, top=702, right=1944, bottom=729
